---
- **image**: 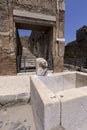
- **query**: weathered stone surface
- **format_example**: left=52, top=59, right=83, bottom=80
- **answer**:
left=36, top=58, right=48, bottom=76
left=0, top=54, right=16, bottom=75
left=31, top=71, right=87, bottom=130
left=13, top=9, right=56, bottom=22
left=0, top=75, right=30, bottom=106
left=53, top=57, right=64, bottom=72
left=30, top=76, right=60, bottom=130
left=58, top=42, right=65, bottom=57
left=13, top=0, right=56, bottom=15
left=0, top=104, right=36, bottom=130
left=57, top=0, right=65, bottom=11
left=60, top=88, right=87, bottom=130
left=0, top=0, right=15, bottom=75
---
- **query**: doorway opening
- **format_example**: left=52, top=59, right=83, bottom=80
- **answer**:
left=15, top=23, right=53, bottom=73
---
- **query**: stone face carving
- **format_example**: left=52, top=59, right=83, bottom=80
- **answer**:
left=36, top=58, right=48, bottom=76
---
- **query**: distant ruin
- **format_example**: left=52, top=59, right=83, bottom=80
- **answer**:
left=65, top=25, right=87, bottom=69
left=0, top=0, right=65, bottom=75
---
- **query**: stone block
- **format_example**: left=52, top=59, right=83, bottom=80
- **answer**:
left=30, top=72, right=87, bottom=130
left=0, top=75, right=30, bottom=106
left=60, top=88, right=87, bottom=130
left=14, top=0, right=56, bottom=15
left=13, top=9, right=56, bottom=22
left=0, top=95, right=16, bottom=106
left=30, top=76, right=60, bottom=130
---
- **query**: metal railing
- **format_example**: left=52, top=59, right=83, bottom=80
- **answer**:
left=17, top=56, right=36, bottom=73
left=17, top=55, right=53, bottom=73
left=64, top=57, right=87, bottom=71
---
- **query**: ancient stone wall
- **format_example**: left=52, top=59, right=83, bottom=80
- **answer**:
left=13, top=0, right=56, bottom=16
left=29, top=31, right=48, bottom=57
left=0, top=0, right=65, bottom=75
left=14, top=0, right=65, bottom=72
left=29, top=30, right=53, bottom=69
left=0, top=0, right=16, bottom=75
left=65, top=26, right=87, bottom=68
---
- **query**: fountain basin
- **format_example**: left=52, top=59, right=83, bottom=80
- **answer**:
left=30, top=71, right=87, bottom=130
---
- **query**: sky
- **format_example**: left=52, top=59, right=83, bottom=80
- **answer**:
left=19, top=0, right=87, bottom=44
left=65, top=0, right=87, bottom=44
left=18, top=30, right=31, bottom=37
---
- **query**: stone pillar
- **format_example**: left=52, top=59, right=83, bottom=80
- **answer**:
left=0, top=0, right=16, bottom=75
left=8, top=0, right=15, bottom=55
left=53, top=0, right=65, bottom=72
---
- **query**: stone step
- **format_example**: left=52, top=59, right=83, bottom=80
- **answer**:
left=21, top=60, right=36, bottom=66
left=0, top=75, right=31, bottom=107
left=20, top=48, right=37, bottom=69
left=21, top=64, right=36, bottom=68
left=22, top=54, right=36, bottom=57
left=21, top=58, right=36, bottom=62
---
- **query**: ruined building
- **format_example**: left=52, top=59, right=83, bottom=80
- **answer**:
left=0, top=0, right=65, bottom=75
left=65, top=25, right=87, bottom=68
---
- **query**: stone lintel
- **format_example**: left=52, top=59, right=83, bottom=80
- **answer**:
left=14, top=17, right=55, bottom=31
left=13, top=9, right=56, bottom=22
